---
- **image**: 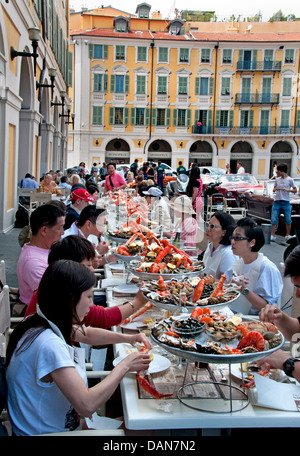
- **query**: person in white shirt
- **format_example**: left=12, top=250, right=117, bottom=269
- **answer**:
left=271, top=163, right=297, bottom=241
left=6, top=260, right=151, bottom=435
left=202, top=211, right=237, bottom=279
left=227, top=217, right=283, bottom=315
left=237, top=162, right=245, bottom=174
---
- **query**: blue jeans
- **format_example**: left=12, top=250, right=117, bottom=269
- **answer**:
left=271, top=200, right=292, bottom=225
left=157, top=175, right=164, bottom=193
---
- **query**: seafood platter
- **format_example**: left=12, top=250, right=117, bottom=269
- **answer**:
left=141, top=274, right=240, bottom=311
left=150, top=311, right=284, bottom=364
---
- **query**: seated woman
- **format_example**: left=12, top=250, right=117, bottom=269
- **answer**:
left=202, top=211, right=237, bottom=279
left=40, top=173, right=62, bottom=195
left=6, top=260, right=151, bottom=436
left=24, top=235, right=150, bottom=328
left=227, top=217, right=283, bottom=315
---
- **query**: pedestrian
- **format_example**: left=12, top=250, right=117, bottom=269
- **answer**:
left=100, top=163, right=107, bottom=181
left=237, top=162, right=245, bottom=174
left=225, top=163, right=231, bottom=174
left=103, top=162, right=127, bottom=194
left=130, top=158, right=139, bottom=177
left=186, top=166, right=203, bottom=221
left=156, top=161, right=165, bottom=193
left=271, top=163, right=297, bottom=242
left=177, top=161, right=186, bottom=175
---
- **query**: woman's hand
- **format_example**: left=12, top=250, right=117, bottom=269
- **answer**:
left=127, top=333, right=152, bottom=350
left=232, top=275, right=249, bottom=292
left=120, top=351, right=151, bottom=373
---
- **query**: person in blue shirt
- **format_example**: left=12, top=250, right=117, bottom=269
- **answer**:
left=19, top=173, right=39, bottom=189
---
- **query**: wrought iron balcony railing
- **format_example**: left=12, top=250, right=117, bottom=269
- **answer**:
left=235, top=93, right=280, bottom=104
left=191, top=125, right=298, bottom=135
left=236, top=60, right=282, bottom=71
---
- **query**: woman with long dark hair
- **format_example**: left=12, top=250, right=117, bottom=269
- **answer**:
left=6, top=260, right=151, bottom=435
left=186, top=166, right=203, bottom=220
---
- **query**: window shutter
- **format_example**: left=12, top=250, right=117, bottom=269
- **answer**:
left=125, top=75, right=129, bottom=93
left=209, top=77, right=214, bottom=95
left=131, top=108, right=136, bottom=125
left=173, top=109, right=178, bottom=126
left=229, top=110, right=234, bottom=127
left=166, top=108, right=171, bottom=126
left=110, top=75, right=116, bottom=92
left=145, top=108, right=150, bottom=125
left=195, top=109, right=199, bottom=124
left=238, top=50, right=243, bottom=61
left=103, top=45, right=108, bottom=59
left=103, top=74, right=108, bottom=92
left=216, top=110, right=220, bottom=127
left=195, top=77, right=200, bottom=95
left=152, top=108, right=157, bottom=126
left=249, top=110, right=254, bottom=127
left=67, top=50, right=73, bottom=87
left=207, top=110, right=212, bottom=126
left=93, top=74, right=99, bottom=92
left=109, top=107, right=114, bottom=125
left=89, top=44, right=94, bottom=58
left=186, top=109, right=191, bottom=126
left=124, top=108, right=129, bottom=125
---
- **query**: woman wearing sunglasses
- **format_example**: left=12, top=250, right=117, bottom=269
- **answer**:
left=228, top=217, right=283, bottom=315
left=202, top=211, right=237, bottom=279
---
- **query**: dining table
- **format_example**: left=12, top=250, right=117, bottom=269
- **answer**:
left=103, top=260, right=300, bottom=436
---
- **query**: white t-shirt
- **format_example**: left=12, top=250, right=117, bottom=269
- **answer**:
left=62, top=221, right=99, bottom=248
left=237, top=166, right=245, bottom=174
left=203, top=243, right=238, bottom=280
left=7, top=329, right=84, bottom=436
left=274, top=176, right=295, bottom=201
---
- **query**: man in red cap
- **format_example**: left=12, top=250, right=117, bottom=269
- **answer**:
left=64, top=188, right=96, bottom=229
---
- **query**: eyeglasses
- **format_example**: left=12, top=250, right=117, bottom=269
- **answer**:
left=230, top=236, right=250, bottom=242
left=205, top=222, right=221, bottom=230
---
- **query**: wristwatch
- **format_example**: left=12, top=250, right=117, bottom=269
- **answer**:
left=283, top=357, right=300, bottom=377
left=241, top=287, right=250, bottom=296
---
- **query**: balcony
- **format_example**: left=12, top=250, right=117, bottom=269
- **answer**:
left=235, top=93, right=280, bottom=105
left=236, top=60, right=282, bottom=71
left=191, top=125, right=297, bottom=135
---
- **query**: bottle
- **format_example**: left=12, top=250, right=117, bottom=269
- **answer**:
left=174, top=228, right=181, bottom=248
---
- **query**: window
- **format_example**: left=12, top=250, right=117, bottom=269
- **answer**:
left=157, top=76, right=167, bottom=94
left=173, top=109, right=191, bottom=127
left=139, top=8, right=149, bottom=18
left=240, top=110, right=253, bottom=128
left=178, top=77, right=188, bottom=95
left=281, top=110, right=290, bottom=127
left=216, top=110, right=233, bottom=128
left=158, top=47, right=168, bottom=63
left=131, top=108, right=150, bottom=126
left=222, top=49, right=232, bottom=64
left=115, top=45, right=125, bottom=60
left=201, top=49, right=210, bottom=63
left=177, top=109, right=186, bottom=126
left=152, top=108, right=171, bottom=126
left=109, top=107, right=129, bottom=125
left=179, top=48, right=189, bottom=63
left=89, top=44, right=108, bottom=59
left=195, top=76, right=214, bottom=96
left=220, top=111, right=228, bottom=127
left=110, top=74, right=129, bottom=93
left=137, top=46, right=147, bottom=62
left=93, top=74, right=108, bottom=92
left=283, top=77, right=292, bottom=96
left=157, top=108, right=166, bottom=126
left=221, top=77, right=230, bottom=96
left=200, top=77, right=208, bottom=95
left=115, top=22, right=126, bottom=32
left=136, top=75, right=146, bottom=94
left=285, top=49, right=294, bottom=64
left=92, top=106, right=103, bottom=125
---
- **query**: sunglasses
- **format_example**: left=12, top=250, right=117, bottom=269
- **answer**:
left=205, top=222, right=221, bottom=230
left=230, top=236, right=250, bottom=242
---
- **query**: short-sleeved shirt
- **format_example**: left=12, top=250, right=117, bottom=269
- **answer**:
left=104, top=172, right=126, bottom=191
left=20, top=178, right=39, bottom=189
left=156, top=165, right=165, bottom=176
left=17, top=244, right=49, bottom=306
left=177, top=166, right=186, bottom=174
left=7, top=329, right=81, bottom=435
left=274, top=176, right=295, bottom=201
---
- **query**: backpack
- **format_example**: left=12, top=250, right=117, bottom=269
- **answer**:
left=14, top=205, right=29, bottom=228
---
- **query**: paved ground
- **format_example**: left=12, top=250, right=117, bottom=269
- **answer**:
left=0, top=227, right=288, bottom=289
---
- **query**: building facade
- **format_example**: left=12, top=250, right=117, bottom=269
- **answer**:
left=0, top=0, right=72, bottom=232
left=69, top=4, right=300, bottom=178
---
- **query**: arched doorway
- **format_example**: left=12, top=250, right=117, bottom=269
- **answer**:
left=270, top=141, right=293, bottom=177
left=189, top=140, right=213, bottom=166
left=105, top=138, right=130, bottom=163
left=230, top=141, right=253, bottom=173
left=148, top=140, right=172, bottom=165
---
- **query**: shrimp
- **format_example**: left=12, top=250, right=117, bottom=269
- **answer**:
left=210, top=274, right=226, bottom=297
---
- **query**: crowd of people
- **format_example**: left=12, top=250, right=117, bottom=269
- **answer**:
left=5, top=159, right=300, bottom=435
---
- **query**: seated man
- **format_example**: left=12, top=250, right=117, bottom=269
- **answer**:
left=64, top=187, right=96, bottom=229
left=17, top=203, right=65, bottom=311
left=62, top=205, right=116, bottom=267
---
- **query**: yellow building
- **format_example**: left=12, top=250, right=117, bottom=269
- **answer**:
left=69, top=4, right=300, bottom=178
left=0, top=0, right=72, bottom=232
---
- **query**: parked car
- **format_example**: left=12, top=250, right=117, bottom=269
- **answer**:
left=215, top=174, right=264, bottom=207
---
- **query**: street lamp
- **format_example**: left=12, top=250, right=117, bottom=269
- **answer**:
left=10, top=27, right=40, bottom=76
left=36, top=67, right=57, bottom=101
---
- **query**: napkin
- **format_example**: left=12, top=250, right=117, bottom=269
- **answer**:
left=86, top=412, right=122, bottom=430
left=249, top=373, right=300, bottom=411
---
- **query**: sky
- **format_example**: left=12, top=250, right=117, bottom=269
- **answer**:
left=69, top=0, right=300, bottom=21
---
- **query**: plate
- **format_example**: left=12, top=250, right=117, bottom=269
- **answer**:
left=113, top=353, right=171, bottom=374
left=113, top=252, right=142, bottom=262
left=113, top=284, right=139, bottom=295
left=106, top=234, right=129, bottom=244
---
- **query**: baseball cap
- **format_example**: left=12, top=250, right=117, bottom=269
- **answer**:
left=70, top=188, right=96, bottom=203
left=143, top=187, right=162, bottom=197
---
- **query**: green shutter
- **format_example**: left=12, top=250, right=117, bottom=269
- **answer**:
left=124, top=108, right=129, bottom=125
left=131, top=108, right=136, bottom=125
left=125, top=75, right=129, bottom=93
left=145, top=108, right=150, bottom=125
left=249, top=110, right=254, bottom=127
left=103, top=74, right=108, bottom=92
left=186, top=109, right=191, bottom=127
left=195, top=109, right=199, bottom=124
left=93, top=74, right=99, bottom=92
left=103, top=45, right=108, bottom=59
left=67, top=50, right=72, bottom=87
left=209, top=77, right=214, bottom=95
left=109, top=107, right=114, bottom=125
left=152, top=108, right=157, bottom=126
left=92, top=106, right=102, bottom=125
left=166, top=108, right=171, bottom=126
left=195, top=77, right=200, bottom=95
left=207, top=110, right=212, bottom=126
left=238, top=50, right=243, bottom=61
left=173, top=109, right=178, bottom=126
left=89, top=44, right=94, bottom=58
left=216, top=110, right=220, bottom=127
left=229, top=110, right=234, bottom=127
left=110, top=75, right=116, bottom=92
left=296, top=110, right=300, bottom=127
